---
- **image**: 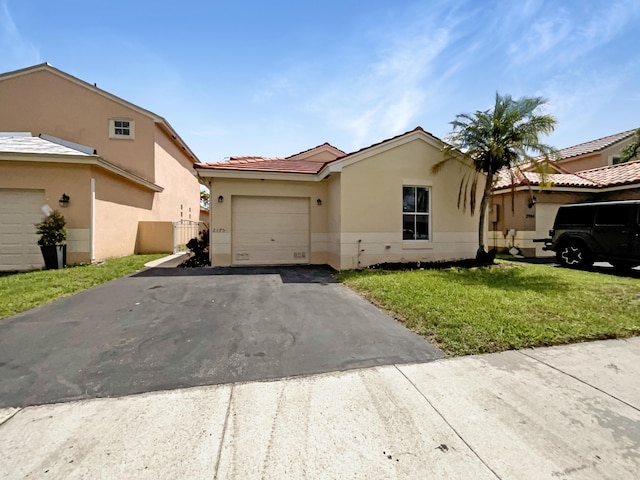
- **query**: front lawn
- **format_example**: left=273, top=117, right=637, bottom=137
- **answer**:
left=338, top=262, right=640, bottom=356
left=0, top=254, right=164, bottom=320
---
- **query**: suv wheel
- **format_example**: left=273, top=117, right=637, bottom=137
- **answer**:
left=557, top=242, right=593, bottom=269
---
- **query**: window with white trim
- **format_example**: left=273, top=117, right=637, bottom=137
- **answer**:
left=109, top=118, right=134, bottom=139
left=403, top=186, right=430, bottom=240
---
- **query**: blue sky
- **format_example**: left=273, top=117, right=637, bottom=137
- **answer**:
left=1, top=0, right=639, bottom=163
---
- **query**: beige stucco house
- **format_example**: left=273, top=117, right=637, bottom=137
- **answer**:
left=0, top=64, right=201, bottom=271
left=489, top=129, right=640, bottom=257
left=195, top=127, right=484, bottom=270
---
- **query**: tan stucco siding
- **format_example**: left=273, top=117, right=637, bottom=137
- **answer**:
left=135, top=222, right=174, bottom=254
left=490, top=191, right=584, bottom=256
left=337, top=138, right=482, bottom=268
left=208, top=178, right=328, bottom=267
left=559, top=153, right=604, bottom=173
left=93, top=198, right=142, bottom=260
left=152, top=131, right=200, bottom=223
left=0, top=161, right=92, bottom=264
left=326, top=174, right=342, bottom=269
left=90, top=168, right=157, bottom=260
left=0, top=70, right=155, bottom=181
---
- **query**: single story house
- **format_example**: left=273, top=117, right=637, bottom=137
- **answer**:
left=194, top=127, right=484, bottom=270
left=490, top=156, right=640, bottom=257
left=0, top=64, right=202, bottom=271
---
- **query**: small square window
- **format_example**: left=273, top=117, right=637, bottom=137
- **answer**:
left=109, top=118, right=135, bottom=139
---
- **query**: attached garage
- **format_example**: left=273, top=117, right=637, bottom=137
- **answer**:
left=232, top=196, right=310, bottom=265
left=0, top=189, right=45, bottom=271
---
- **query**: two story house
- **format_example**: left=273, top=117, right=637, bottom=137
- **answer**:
left=0, top=63, right=201, bottom=271
left=489, top=129, right=640, bottom=257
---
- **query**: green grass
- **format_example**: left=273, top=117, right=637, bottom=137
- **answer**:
left=338, top=262, right=640, bottom=356
left=0, top=254, right=164, bottom=320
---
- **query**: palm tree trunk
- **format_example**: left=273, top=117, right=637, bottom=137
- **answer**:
left=476, top=171, right=494, bottom=261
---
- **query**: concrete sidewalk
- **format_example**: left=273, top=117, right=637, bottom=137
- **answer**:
left=1, top=337, right=639, bottom=479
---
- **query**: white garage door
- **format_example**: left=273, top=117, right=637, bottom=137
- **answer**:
left=0, top=189, right=45, bottom=271
left=232, top=196, right=309, bottom=265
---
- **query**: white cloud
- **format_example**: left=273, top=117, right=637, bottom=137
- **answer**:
left=309, top=26, right=452, bottom=149
left=0, top=2, right=40, bottom=68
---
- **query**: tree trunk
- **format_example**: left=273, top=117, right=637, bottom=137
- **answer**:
left=476, top=171, right=494, bottom=261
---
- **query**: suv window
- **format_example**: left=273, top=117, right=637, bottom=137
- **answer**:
left=555, top=206, right=595, bottom=227
left=595, top=206, right=629, bottom=226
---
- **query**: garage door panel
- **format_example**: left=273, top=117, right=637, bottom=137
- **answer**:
left=0, top=189, right=45, bottom=271
left=232, top=196, right=310, bottom=265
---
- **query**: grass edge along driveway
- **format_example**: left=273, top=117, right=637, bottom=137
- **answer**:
left=338, top=261, right=640, bottom=356
left=0, top=254, right=164, bottom=320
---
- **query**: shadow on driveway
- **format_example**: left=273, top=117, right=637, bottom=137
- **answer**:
left=0, top=266, right=442, bottom=409
left=133, top=264, right=338, bottom=284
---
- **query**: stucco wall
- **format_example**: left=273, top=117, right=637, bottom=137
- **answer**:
left=152, top=131, right=201, bottom=223
left=0, top=69, right=156, bottom=181
left=326, top=174, right=342, bottom=268
left=207, top=178, right=329, bottom=267
left=91, top=168, right=156, bottom=260
left=135, top=222, right=174, bottom=253
left=336, top=137, right=482, bottom=269
left=0, top=160, right=92, bottom=264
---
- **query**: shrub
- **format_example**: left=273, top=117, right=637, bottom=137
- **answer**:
left=181, top=228, right=210, bottom=267
left=35, top=210, right=67, bottom=246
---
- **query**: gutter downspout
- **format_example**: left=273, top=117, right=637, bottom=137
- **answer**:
left=90, top=177, right=95, bottom=262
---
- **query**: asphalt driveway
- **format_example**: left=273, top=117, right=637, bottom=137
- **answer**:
left=0, top=265, right=442, bottom=408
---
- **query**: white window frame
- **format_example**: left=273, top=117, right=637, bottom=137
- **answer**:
left=402, top=185, right=431, bottom=241
left=109, top=118, right=135, bottom=139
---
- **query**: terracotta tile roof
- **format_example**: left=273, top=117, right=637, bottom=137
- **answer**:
left=336, top=126, right=441, bottom=160
left=194, top=156, right=331, bottom=174
left=556, top=129, right=636, bottom=160
left=579, top=159, right=640, bottom=187
left=286, top=142, right=345, bottom=159
left=194, top=126, right=437, bottom=175
left=494, top=159, right=640, bottom=190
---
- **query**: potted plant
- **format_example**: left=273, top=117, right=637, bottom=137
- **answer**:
left=35, top=210, right=67, bottom=269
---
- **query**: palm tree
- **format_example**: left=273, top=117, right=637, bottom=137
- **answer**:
left=434, top=93, right=558, bottom=261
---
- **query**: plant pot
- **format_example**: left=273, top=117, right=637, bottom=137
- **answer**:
left=40, top=245, right=67, bottom=270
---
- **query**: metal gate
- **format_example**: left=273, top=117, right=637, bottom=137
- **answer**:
left=173, top=220, right=205, bottom=253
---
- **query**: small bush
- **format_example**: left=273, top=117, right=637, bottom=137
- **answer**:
left=35, top=210, right=67, bottom=246
left=180, top=228, right=210, bottom=267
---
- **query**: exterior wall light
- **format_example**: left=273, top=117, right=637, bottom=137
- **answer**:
left=218, top=195, right=224, bottom=203
left=59, top=193, right=70, bottom=208
left=317, top=198, right=322, bottom=206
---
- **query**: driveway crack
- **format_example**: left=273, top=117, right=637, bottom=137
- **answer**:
left=0, top=407, right=24, bottom=427
left=518, top=350, right=640, bottom=413
left=213, top=385, right=234, bottom=480
left=394, top=364, right=503, bottom=480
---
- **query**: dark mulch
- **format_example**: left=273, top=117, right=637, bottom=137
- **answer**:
left=367, top=258, right=494, bottom=271
left=177, top=255, right=210, bottom=268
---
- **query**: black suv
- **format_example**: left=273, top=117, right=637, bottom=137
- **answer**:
left=543, top=200, right=640, bottom=269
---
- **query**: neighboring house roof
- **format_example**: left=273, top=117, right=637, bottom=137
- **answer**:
left=493, top=159, right=640, bottom=191
left=194, top=126, right=443, bottom=177
left=0, top=133, right=91, bottom=156
left=554, top=128, right=637, bottom=161
left=0, top=63, right=201, bottom=163
left=0, top=133, right=163, bottom=192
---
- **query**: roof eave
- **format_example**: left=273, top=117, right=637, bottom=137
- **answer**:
left=0, top=152, right=163, bottom=192
left=193, top=168, right=324, bottom=182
